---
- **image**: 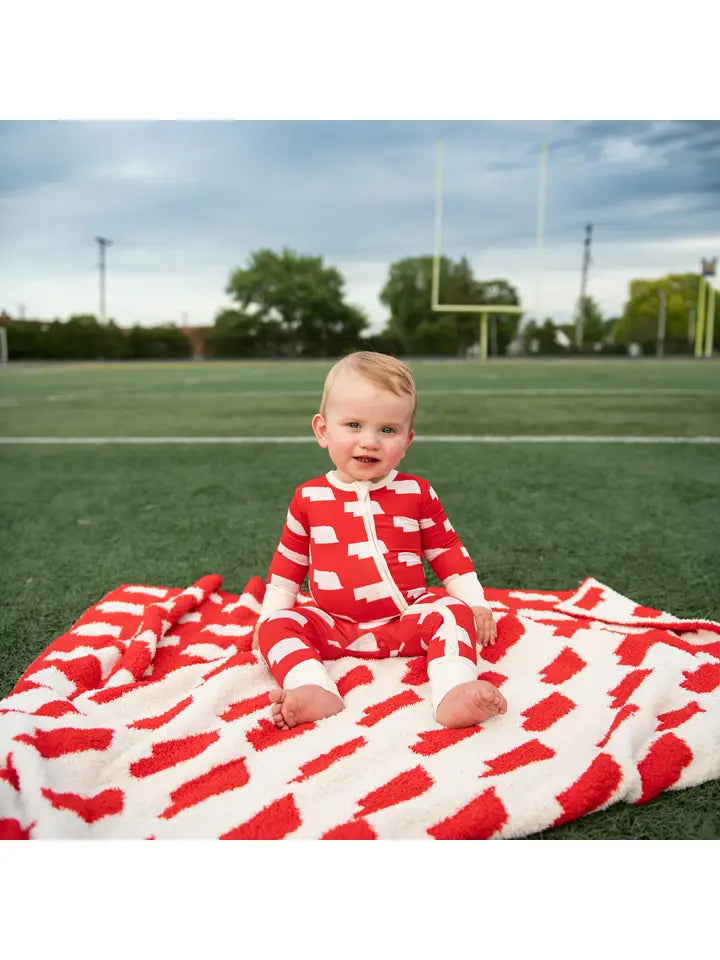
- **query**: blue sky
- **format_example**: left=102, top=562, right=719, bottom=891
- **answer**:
left=1, top=120, right=718, bottom=332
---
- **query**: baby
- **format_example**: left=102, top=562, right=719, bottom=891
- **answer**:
left=254, top=351, right=507, bottom=729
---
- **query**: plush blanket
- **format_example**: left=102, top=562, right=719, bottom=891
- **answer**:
left=1, top=575, right=719, bottom=840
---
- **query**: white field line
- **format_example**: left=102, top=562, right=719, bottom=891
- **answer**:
left=1, top=435, right=719, bottom=445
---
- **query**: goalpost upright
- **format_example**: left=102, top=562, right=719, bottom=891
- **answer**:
left=432, top=138, right=548, bottom=360
left=704, top=283, right=716, bottom=357
left=694, top=257, right=717, bottom=358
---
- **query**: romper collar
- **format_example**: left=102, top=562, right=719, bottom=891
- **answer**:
left=326, top=469, right=398, bottom=493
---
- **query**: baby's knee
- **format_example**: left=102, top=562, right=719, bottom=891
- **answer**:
left=431, top=597, right=478, bottom=637
left=255, top=611, right=290, bottom=655
left=453, top=600, right=479, bottom=640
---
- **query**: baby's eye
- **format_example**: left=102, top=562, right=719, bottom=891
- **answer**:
left=381, top=427, right=396, bottom=434
left=347, top=422, right=361, bottom=429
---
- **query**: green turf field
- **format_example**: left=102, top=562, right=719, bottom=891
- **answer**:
left=1, top=357, right=719, bottom=838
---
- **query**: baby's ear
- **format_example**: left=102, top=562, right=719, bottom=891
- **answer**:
left=312, top=413, right=329, bottom=448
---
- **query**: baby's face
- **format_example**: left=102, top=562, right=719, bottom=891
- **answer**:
left=312, top=371, right=415, bottom=483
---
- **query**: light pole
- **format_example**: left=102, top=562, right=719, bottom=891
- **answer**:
left=95, top=236, right=113, bottom=323
left=575, top=223, right=592, bottom=350
left=657, top=288, right=666, bottom=357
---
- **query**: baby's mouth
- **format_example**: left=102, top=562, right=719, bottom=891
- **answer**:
left=355, top=456, right=379, bottom=463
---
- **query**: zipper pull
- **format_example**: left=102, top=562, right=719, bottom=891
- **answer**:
left=356, top=480, right=370, bottom=502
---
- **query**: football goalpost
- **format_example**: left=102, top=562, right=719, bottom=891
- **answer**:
left=432, top=138, right=548, bottom=360
left=694, top=260, right=717, bottom=359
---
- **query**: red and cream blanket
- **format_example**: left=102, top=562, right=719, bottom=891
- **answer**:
left=1, top=575, right=719, bottom=839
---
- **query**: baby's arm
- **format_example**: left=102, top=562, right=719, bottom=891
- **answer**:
left=253, top=490, right=310, bottom=649
left=420, top=482, right=496, bottom=646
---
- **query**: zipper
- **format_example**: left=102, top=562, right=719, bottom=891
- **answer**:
left=356, top=483, right=408, bottom=614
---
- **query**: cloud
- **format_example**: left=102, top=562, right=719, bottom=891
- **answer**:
left=1, top=120, right=718, bottom=331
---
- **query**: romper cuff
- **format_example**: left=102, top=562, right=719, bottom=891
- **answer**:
left=258, top=583, right=298, bottom=622
left=283, top=660, right=340, bottom=697
left=443, top=572, right=487, bottom=608
left=428, top=656, right=479, bottom=714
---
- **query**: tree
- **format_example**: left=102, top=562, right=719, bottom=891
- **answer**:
left=207, top=308, right=285, bottom=358
left=613, top=273, right=714, bottom=353
left=379, top=256, right=521, bottom=355
left=522, top=318, right=566, bottom=355
left=4, top=316, right=190, bottom=360
left=411, top=315, right=458, bottom=355
left=474, top=278, right=522, bottom=355
left=448, top=256, right=478, bottom=353
left=360, top=328, right=407, bottom=356
left=225, top=249, right=368, bottom=357
left=44, top=314, right=126, bottom=359
left=125, top=324, right=191, bottom=359
left=379, top=256, right=454, bottom=350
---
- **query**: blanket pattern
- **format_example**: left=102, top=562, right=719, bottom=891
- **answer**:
left=1, top=575, right=719, bottom=839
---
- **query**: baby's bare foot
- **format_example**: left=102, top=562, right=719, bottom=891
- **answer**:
left=435, top=680, right=507, bottom=728
left=269, top=685, right=345, bottom=729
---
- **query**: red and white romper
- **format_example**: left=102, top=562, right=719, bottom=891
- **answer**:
left=257, top=468, right=489, bottom=714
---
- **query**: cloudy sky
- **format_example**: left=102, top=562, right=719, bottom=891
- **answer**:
left=1, top=119, right=718, bottom=332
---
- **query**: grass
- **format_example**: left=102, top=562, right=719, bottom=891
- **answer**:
left=3, top=357, right=719, bottom=437
left=1, top=357, right=719, bottom=838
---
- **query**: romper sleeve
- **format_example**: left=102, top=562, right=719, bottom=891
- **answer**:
left=419, top=481, right=489, bottom=608
left=258, top=487, right=311, bottom=621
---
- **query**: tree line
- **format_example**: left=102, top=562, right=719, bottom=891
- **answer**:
left=3, top=315, right=192, bottom=361
left=3, top=248, right=717, bottom=360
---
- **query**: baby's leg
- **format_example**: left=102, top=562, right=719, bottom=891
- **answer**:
left=399, top=594, right=507, bottom=728
left=257, top=608, right=344, bottom=728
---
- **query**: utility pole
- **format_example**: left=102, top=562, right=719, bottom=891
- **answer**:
left=95, top=236, right=113, bottom=323
left=657, top=289, right=666, bottom=357
left=574, top=223, right=592, bottom=349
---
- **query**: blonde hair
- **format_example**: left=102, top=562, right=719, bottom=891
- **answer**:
left=320, top=351, right=417, bottom=423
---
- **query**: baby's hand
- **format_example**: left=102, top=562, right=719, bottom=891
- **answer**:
left=471, top=606, right=496, bottom=646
